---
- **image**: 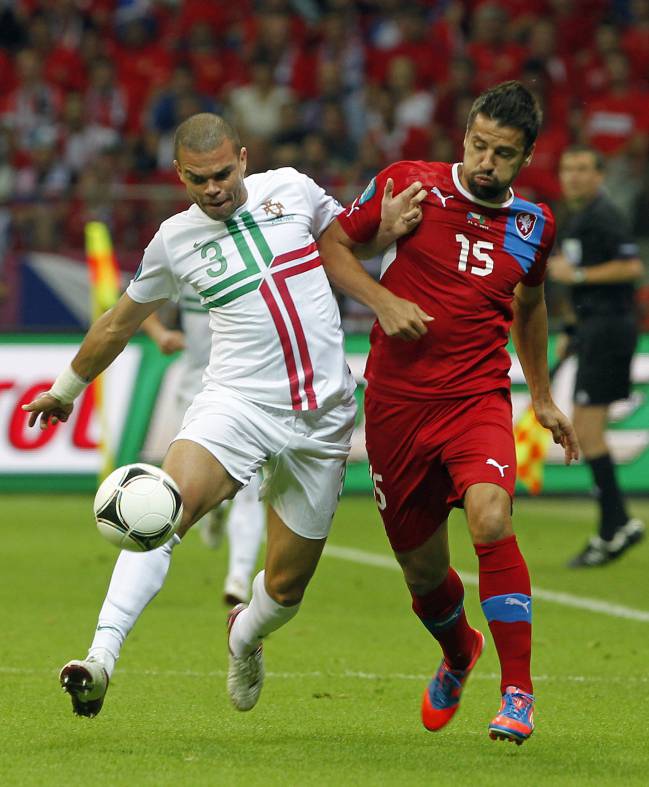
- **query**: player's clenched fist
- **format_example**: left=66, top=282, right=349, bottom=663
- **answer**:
left=375, top=290, right=433, bottom=341
left=22, top=393, right=74, bottom=430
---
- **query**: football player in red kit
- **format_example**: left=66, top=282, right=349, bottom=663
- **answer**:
left=319, top=81, right=579, bottom=745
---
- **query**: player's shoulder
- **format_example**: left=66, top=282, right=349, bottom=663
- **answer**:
left=159, top=204, right=205, bottom=234
left=246, top=167, right=310, bottom=191
left=507, top=193, right=556, bottom=245
left=380, top=159, right=449, bottom=186
left=510, top=192, right=555, bottom=223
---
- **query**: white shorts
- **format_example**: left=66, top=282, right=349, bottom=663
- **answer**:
left=173, top=386, right=357, bottom=539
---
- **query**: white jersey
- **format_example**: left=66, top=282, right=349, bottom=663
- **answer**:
left=174, top=284, right=212, bottom=410
left=127, top=168, right=355, bottom=411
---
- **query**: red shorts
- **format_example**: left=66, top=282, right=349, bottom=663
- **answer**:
left=364, top=389, right=516, bottom=553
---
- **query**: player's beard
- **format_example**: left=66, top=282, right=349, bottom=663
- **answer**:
left=467, top=173, right=508, bottom=202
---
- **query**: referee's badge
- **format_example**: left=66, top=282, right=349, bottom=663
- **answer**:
left=515, top=212, right=537, bottom=240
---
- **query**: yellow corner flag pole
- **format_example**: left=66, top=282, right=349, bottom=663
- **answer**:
left=85, top=221, right=121, bottom=481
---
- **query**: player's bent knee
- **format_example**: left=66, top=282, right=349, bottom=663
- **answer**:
left=468, top=510, right=511, bottom=543
left=264, top=571, right=308, bottom=607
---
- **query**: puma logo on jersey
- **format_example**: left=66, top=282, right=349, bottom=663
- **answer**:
left=486, top=458, right=509, bottom=477
left=431, top=186, right=454, bottom=207
left=346, top=198, right=360, bottom=217
left=505, top=596, right=530, bottom=613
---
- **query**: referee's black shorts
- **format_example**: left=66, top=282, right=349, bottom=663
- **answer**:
left=574, top=313, right=637, bottom=406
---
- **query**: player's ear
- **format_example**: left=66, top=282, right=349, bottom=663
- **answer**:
left=239, top=146, right=248, bottom=176
left=523, top=143, right=536, bottom=167
left=173, top=159, right=183, bottom=182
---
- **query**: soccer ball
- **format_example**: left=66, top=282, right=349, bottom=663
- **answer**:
left=94, top=463, right=183, bottom=552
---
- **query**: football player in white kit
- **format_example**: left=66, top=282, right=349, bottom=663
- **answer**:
left=23, top=113, right=428, bottom=717
left=142, top=293, right=265, bottom=607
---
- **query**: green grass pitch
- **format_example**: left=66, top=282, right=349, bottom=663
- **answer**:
left=2, top=494, right=648, bottom=786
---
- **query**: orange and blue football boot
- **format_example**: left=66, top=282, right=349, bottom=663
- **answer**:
left=421, top=628, right=485, bottom=731
left=488, top=686, right=535, bottom=744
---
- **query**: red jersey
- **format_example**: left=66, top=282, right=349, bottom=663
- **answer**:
left=337, top=161, right=555, bottom=402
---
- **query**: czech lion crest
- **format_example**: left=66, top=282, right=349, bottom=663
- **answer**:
left=515, top=212, right=536, bottom=239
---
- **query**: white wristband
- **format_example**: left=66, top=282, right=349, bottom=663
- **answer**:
left=49, top=366, right=89, bottom=404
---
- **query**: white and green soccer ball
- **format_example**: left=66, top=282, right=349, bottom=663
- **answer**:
left=94, top=463, right=183, bottom=552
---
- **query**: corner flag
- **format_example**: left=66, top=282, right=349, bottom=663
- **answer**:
left=85, top=221, right=121, bottom=320
left=84, top=221, right=121, bottom=479
left=514, top=406, right=552, bottom=495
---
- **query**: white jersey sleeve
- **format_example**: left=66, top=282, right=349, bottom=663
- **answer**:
left=300, top=174, right=343, bottom=240
left=126, top=229, right=181, bottom=303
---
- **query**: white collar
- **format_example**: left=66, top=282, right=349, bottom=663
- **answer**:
left=452, top=162, right=514, bottom=208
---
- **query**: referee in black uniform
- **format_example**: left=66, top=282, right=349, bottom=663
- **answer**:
left=549, top=144, right=645, bottom=567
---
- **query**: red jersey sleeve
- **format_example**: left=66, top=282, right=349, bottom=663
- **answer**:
left=521, top=203, right=556, bottom=287
left=337, top=163, right=408, bottom=245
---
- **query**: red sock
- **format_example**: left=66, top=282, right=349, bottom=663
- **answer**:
left=474, top=535, right=533, bottom=694
left=411, top=567, right=476, bottom=670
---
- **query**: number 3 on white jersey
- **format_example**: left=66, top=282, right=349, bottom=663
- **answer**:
left=369, top=465, right=387, bottom=510
left=455, top=234, right=494, bottom=277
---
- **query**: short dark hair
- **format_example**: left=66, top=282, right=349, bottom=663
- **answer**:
left=173, top=113, right=241, bottom=160
left=560, top=144, right=605, bottom=171
left=466, top=81, right=542, bottom=152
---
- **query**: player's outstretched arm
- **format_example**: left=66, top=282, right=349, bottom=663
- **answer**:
left=512, top=282, right=579, bottom=464
left=22, top=293, right=167, bottom=430
left=355, top=178, right=428, bottom=260
left=318, top=219, right=433, bottom=341
left=141, top=312, right=186, bottom=355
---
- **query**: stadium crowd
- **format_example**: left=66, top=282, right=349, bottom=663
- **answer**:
left=1, top=0, right=648, bottom=318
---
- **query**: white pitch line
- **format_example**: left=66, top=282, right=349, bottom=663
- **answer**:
left=324, top=544, right=649, bottom=623
left=1, top=667, right=646, bottom=684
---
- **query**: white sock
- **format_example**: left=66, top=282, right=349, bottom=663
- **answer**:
left=87, top=534, right=181, bottom=676
left=226, top=476, right=265, bottom=590
left=229, top=570, right=300, bottom=658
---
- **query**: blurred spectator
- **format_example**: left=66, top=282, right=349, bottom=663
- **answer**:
left=183, top=22, right=248, bottom=99
left=385, top=55, right=436, bottom=131
left=292, top=9, right=365, bottom=100
left=581, top=51, right=649, bottom=221
left=112, top=17, right=174, bottom=133
left=622, top=0, right=649, bottom=86
left=514, top=83, right=569, bottom=203
left=303, top=59, right=366, bottom=143
left=12, top=127, right=71, bottom=250
left=0, top=48, right=62, bottom=150
left=524, top=19, right=570, bottom=115
left=0, top=127, right=13, bottom=302
left=146, top=64, right=219, bottom=134
left=83, top=57, right=128, bottom=131
left=0, top=3, right=27, bottom=52
left=42, top=0, right=91, bottom=51
left=467, top=3, right=527, bottom=92
left=228, top=58, right=294, bottom=141
left=59, top=92, right=119, bottom=177
left=428, top=1, right=466, bottom=63
left=156, top=93, right=208, bottom=170
left=368, top=6, right=448, bottom=87
left=574, top=22, right=622, bottom=100
left=319, top=101, right=358, bottom=171
left=581, top=51, right=649, bottom=159
left=549, top=0, right=602, bottom=57
left=365, top=85, right=431, bottom=164
left=247, top=10, right=305, bottom=92
left=433, top=56, right=476, bottom=138
left=26, top=13, right=85, bottom=93
left=271, top=97, right=307, bottom=147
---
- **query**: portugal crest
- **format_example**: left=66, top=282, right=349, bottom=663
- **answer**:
left=515, top=212, right=537, bottom=239
left=262, top=198, right=285, bottom=217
